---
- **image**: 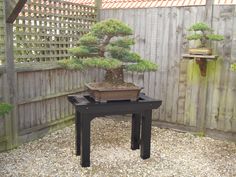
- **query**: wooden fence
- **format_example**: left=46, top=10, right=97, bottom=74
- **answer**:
left=0, top=63, right=103, bottom=151
left=0, top=0, right=100, bottom=152
left=101, top=5, right=236, bottom=141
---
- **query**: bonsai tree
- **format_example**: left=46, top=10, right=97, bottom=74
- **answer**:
left=187, top=22, right=224, bottom=48
left=60, top=19, right=157, bottom=84
left=0, top=103, right=12, bottom=117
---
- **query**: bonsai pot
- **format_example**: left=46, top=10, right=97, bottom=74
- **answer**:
left=188, top=48, right=212, bottom=55
left=85, top=82, right=142, bottom=102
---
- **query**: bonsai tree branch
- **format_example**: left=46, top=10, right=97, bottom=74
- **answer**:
left=99, top=35, right=113, bottom=57
left=200, top=32, right=207, bottom=48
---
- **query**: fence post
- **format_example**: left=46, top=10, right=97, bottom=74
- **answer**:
left=196, top=0, right=214, bottom=133
left=95, top=0, right=102, bottom=21
left=4, top=0, right=19, bottom=149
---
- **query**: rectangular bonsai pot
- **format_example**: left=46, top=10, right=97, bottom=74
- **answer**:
left=85, top=83, right=142, bottom=102
left=189, top=48, right=212, bottom=55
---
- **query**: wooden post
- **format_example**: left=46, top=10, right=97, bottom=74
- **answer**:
left=196, top=0, right=214, bottom=133
left=6, top=0, right=27, bottom=23
left=95, top=0, right=102, bottom=21
left=3, top=0, right=21, bottom=149
left=6, top=23, right=18, bottom=149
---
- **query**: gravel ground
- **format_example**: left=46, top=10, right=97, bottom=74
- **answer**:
left=0, top=118, right=236, bottom=177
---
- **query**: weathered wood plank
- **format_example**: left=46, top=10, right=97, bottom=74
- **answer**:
left=218, top=6, right=235, bottom=132
left=101, top=6, right=236, bottom=135
left=231, top=7, right=236, bottom=132
left=165, top=7, right=177, bottom=123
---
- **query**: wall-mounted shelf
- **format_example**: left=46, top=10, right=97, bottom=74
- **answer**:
left=182, top=54, right=218, bottom=77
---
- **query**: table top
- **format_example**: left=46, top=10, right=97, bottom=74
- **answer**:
left=182, top=54, right=218, bottom=60
left=68, top=93, right=162, bottom=115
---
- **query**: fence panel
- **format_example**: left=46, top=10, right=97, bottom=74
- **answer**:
left=15, top=65, right=103, bottom=143
left=101, top=5, right=236, bottom=140
left=101, top=7, right=205, bottom=126
left=0, top=0, right=100, bottom=151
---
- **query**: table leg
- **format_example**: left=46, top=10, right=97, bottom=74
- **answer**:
left=75, top=110, right=81, bottom=156
left=131, top=113, right=141, bottom=150
left=140, top=110, right=152, bottom=159
left=80, top=113, right=91, bottom=167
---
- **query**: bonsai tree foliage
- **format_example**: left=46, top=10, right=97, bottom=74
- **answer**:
left=231, top=63, right=236, bottom=71
left=60, top=19, right=157, bottom=84
left=0, top=103, right=12, bottom=117
left=187, top=22, right=224, bottom=48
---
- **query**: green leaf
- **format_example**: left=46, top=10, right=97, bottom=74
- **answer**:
left=91, top=19, right=133, bottom=38
left=0, top=103, right=13, bottom=117
left=78, top=33, right=99, bottom=45
left=206, top=34, right=224, bottom=41
left=188, top=22, right=211, bottom=31
left=110, top=37, right=134, bottom=49
left=58, top=58, right=85, bottom=70
left=123, top=52, right=142, bottom=62
left=68, top=46, right=90, bottom=57
left=186, top=34, right=203, bottom=41
left=82, top=57, right=122, bottom=69
left=125, top=60, right=158, bottom=72
left=68, top=46, right=99, bottom=57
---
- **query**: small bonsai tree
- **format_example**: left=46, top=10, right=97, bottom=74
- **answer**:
left=187, top=22, right=224, bottom=48
left=231, top=63, right=236, bottom=71
left=60, top=19, right=157, bottom=84
left=0, top=103, right=12, bottom=117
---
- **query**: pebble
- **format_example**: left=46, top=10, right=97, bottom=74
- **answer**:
left=0, top=118, right=235, bottom=177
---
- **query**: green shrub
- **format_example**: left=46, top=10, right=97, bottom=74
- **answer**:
left=0, top=103, right=13, bottom=117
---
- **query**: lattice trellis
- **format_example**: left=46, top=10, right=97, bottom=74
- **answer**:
left=13, top=0, right=97, bottom=62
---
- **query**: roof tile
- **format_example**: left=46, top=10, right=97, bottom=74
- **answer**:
left=64, top=0, right=236, bottom=8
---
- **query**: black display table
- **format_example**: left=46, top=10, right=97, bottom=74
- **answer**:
left=68, top=93, right=162, bottom=167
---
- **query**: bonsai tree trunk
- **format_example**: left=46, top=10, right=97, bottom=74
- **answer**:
left=200, top=32, right=207, bottom=48
left=105, top=67, right=124, bottom=83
